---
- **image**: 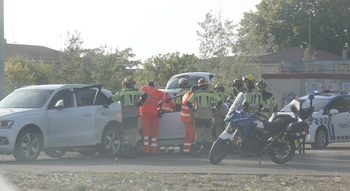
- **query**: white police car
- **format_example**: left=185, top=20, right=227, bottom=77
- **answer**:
left=278, top=90, right=350, bottom=148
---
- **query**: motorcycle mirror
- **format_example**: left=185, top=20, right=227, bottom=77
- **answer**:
left=307, top=93, right=315, bottom=100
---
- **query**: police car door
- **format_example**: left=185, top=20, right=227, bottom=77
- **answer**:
left=327, top=96, right=350, bottom=142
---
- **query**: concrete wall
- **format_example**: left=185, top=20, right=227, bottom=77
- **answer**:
left=262, top=74, right=350, bottom=110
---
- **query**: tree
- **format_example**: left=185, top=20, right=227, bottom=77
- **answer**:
left=196, top=11, right=237, bottom=71
left=4, top=55, right=58, bottom=94
left=134, top=53, right=199, bottom=88
left=236, top=0, right=350, bottom=55
left=58, top=31, right=140, bottom=93
left=4, top=60, right=36, bottom=94
left=196, top=11, right=261, bottom=89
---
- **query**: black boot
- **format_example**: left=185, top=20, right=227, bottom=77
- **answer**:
left=192, top=142, right=202, bottom=157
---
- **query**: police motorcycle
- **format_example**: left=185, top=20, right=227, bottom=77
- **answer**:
left=209, top=92, right=314, bottom=165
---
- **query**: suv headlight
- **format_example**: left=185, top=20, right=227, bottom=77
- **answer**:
left=0, top=120, right=14, bottom=129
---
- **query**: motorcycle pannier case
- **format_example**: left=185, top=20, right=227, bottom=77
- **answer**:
left=286, top=122, right=309, bottom=140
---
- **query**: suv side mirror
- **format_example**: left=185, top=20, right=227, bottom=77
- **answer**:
left=55, top=100, right=64, bottom=109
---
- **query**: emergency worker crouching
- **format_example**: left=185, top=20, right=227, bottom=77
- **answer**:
left=111, top=76, right=147, bottom=158
left=187, top=78, right=222, bottom=157
left=256, top=80, right=277, bottom=118
left=213, top=83, right=228, bottom=139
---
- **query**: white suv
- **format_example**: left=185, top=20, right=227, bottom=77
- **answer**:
left=0, top=84, right=123, bottom=161
left=278, top=91, right=350, bottom=149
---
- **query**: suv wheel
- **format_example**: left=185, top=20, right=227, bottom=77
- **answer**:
left=13, top=129, right=41, bottom=162
left=99, top=126, right=122, bottom=157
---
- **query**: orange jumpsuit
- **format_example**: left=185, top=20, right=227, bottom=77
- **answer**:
left=140, top=85, right=169, bottom=154
left=180, top=91, right=196, bottom=153
left=160, top=101, right=175, bottom=113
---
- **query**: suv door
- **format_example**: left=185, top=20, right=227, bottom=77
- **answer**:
left=47, top=86, right=103, bottom=147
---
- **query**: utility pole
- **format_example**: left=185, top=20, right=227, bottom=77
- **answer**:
left=0, top=0, right=4, bottom=98
left=307, top=10, right=312, bottom=49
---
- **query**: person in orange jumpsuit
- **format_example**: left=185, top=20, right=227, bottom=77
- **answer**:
left=159, top=93, right=175, bottom=113
left=140, top=81, right=170, bottom=154
left=181, top=84, right=199, bottom=154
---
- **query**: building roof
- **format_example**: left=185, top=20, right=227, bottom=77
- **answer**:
left=4, top=43, right=61, bottom=63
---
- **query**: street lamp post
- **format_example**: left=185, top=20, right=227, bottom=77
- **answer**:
left=307, top=10, right=312, bottom=49
left=0, top=0, right=5, bottom=98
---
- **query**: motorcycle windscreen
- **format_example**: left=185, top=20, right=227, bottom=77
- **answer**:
left=227, top=92, right=245, bottom=115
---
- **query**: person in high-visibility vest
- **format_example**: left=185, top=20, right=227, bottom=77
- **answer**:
left=212, top=83, right=228, bottom=139
left=255, top=80, right=277, bottom=118
left=111, top=76, right=147, bottom=158
left=242, top=74, right=263, bottom=112
left=187, top=78, right=222, bottom=157
left=181, top=84, right=199, bottom=154
left=140, top=81, right=170, bottom=154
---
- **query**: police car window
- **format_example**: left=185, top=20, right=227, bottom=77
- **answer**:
left=307, top=99, right=328, bottom=112
left=329, top=97, right=350, bottom=113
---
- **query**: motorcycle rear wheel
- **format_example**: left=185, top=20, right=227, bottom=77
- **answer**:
left=268, top=139, right=295, bottom=164
left=209, top=138, right=230, bottom=165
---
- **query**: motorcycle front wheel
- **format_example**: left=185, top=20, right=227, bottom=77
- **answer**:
left=268, top=138, right=295, bottom=164
left=209, top=138, right=231, bottom=165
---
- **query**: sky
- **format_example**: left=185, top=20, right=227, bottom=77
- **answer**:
left=4, top=0, right=261, bottom=61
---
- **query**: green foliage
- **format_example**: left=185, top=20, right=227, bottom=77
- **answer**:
left=196, top=11, right=261, bottom=91
left=4, top=55, right=58, bottom=93
left=196, top=11, right=238, bottom=71
left=4, top=31, right=141, bottom=94
left=237, top=0, right=350, bottom=55
left=56, top=31, right=141, bottom=93
left=4, top=60, right=36, bottom=93
left=134, top=53, right=199, bottom=88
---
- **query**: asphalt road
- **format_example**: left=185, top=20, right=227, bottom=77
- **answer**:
left=1, top=143, right=350, bottom=177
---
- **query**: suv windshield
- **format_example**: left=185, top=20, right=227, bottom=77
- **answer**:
left=0, top=89, right=53, bottom=108
left=166, top=75, right=206, bottom=89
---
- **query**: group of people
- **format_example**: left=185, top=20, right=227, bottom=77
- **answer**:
left=111, top=76, right=171, bottom=158
left=111, top=74, right=277, bottom=158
